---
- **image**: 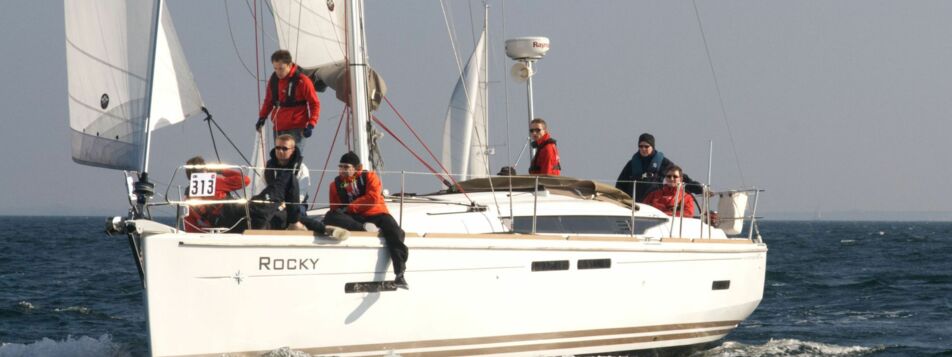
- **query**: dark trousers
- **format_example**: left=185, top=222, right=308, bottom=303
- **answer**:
left=324, top=210, right=408, bottom=275
left=250, top=202, right=286, bottom=229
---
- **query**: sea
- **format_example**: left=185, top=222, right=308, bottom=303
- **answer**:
left=1, top=217, right=950, bottom=357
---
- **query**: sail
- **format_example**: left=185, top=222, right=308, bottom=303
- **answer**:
left=65, top=0, right=203, bottom=170
left=441, top=29, right=489, bottom=181
left=271, top=0, right=347, bottom=70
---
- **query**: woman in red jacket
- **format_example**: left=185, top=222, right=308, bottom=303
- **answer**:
left=643, top=165, right=696, bottom=217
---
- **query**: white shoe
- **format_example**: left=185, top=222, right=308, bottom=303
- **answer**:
left=325, top=226, right=350, bottom=241
left=363, top=222, right=379, bottom=233
left=288, top=222, right=307, bottom=231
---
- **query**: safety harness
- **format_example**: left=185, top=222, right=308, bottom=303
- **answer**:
left=335, top=171, right=371, bottom=205
left=529, top=138, right=562, bottom=173
left=269, top=67, right=309, bottom=108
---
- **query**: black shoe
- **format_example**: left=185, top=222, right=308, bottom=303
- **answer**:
left=394, top=274, right=409, bottom=290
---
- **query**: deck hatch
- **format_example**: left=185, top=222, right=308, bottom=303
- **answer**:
left=712, top=280, right=731, bottom=290
left=532, top=260, right=569, bottom=271
left=578, top=258, right=611, bottom=269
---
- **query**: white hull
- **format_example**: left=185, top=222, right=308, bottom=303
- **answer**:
left=142, top=228, right=765, bottom=356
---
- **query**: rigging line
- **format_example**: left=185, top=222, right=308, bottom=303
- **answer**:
left=244, top=0, right=278, bottom=43
left=440, top=1, right=467, bottom=83
left=468, top=0, right=477, bottom=46
left=501, top=1, right=513, bottom=166
left=254, top=0, right=262, bottom=109
left=205, top=115, right=222, bottom=162
left=224, top=0, right=259, bottom=80
left=692, top=0, right=745, bottom=185
left=294, top=0, right=303, bottom=60
left=381, top=95, right=465, bottom=196
left=311, top=107, right=347, bottom=206
left=205, top=109, right=254, bottom=166
left=370, top=115, right=460, bottom=193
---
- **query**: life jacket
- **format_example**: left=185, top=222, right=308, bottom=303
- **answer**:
left=269, top=67, right=309, bottom=108
left=630, top=151, right=665, bottom=180
left=529, top=138, right=562, bottom=172
left=334, top=171, right=371, bottom=205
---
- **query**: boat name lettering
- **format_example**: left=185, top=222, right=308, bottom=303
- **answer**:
left=259, top=257, right=319, bottom=270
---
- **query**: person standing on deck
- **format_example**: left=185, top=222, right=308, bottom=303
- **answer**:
left=256, top=50, right=320, bottom=150
left=324, top=152, right=409, bottom=289
left=615, top=133, right=702, bottom=202
left=643, top=165, right=697, bottom=217
left=528, top=118, right=562, bottom=176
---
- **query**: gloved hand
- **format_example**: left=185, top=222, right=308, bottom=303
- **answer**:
left=255, top=117, right=267, bottom=131
left=303, top=124, right=314, bottom=138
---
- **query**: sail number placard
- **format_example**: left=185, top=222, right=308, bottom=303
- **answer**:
left=189, top=173, right=217, bottom=197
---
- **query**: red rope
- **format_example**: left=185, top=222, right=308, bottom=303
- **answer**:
left=370, top=115, right=453, bottom=188
left=381, top=95, right=465, bottom=192
left=311, top=107, right=348, bottom=206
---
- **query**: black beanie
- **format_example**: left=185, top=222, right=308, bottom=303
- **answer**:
left=638, top=133, right=655, bottom=148
left=340, top=151, right=360, bottom=167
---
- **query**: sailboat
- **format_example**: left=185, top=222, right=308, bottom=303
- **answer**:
left=66, top=1, right=767, bottom=356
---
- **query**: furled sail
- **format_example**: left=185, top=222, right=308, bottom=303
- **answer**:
left=65, top=0, right=203, bottom=171
left=441, top=29, right=489, bottom=181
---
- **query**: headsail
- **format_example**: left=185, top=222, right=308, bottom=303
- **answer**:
left=442, top=29, right=489, bottom=181
left=65, top=0, right=203, bottom=171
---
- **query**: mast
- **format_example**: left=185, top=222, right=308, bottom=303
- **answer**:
left=134, top=0, right=164, bottom=218
left=347, top=0, right=372, bottom=170
left=481, top=3, right=490, bottom=175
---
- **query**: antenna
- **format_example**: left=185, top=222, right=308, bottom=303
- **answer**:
left=505, top=37, right=550, bottom=158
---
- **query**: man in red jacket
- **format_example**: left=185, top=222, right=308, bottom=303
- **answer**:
left=643, top=165, right=696, bottom=217
left=528, top=118, right=561, bottom=176
left=256, top=50, right=321, bottom=149
left=183, top=156, right=251, bottom=233
left=324, top=152, right=409, bottom=289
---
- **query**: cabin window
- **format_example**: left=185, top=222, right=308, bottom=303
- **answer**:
left=578, top=258, right=611, bottom=270
left=532, top=260, right=570, bottom=271
left=511, top=216, right=665, bottom=235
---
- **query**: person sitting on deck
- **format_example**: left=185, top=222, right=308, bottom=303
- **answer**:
left=642, top=165, right=696, bottom=217
left=250, top=135, right=343, bottom=239
left=528, top=118, right=562, bottom=176
left=324, top=151, right=409, bottom=289
left=614, top=133, right=703, bottom=202
left=183, top=156, right=250, bottom=233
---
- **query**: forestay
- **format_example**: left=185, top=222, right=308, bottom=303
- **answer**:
left=441, top=29, right=489, bottom=181
left=65, top=0, right=203, bottom=171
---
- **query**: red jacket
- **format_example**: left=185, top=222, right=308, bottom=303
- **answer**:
left=185, top=169, right=250, bottom=233
left=643, top=185, right=696, bottom=217
left=528, top=133, right=561, bottom=176
left=258, top=64, right=321, bottom=131
left=329, top=170, right=390, bottom=217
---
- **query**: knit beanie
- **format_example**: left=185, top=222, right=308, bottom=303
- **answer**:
left=638, top=133, right=655, bottom=148
left=340, top=151, right=360, bottom=167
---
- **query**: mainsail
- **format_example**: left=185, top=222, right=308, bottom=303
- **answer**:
left=65, top=0, right=203, bottom=171
left=441, top=29, right=489, bottom=181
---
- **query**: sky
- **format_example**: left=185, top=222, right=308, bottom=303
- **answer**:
left=3, top=0, right=952, bottom=219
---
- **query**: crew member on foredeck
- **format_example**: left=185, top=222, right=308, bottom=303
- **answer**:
left=643, top=165, right=697, bottom=217
left=528, top=118, right=561, bottom=176
left=256, top=50, right=321, bottom=150
left=615, top=133, right=702, bottom=202
left=324, top=152, right=409, bottom=289
left=183, top=156, right=250, bottom=233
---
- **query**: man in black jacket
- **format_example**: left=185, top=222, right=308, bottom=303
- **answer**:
left=249, top=134, right=343, bottom=238
left=615, top=133, right=703, bottom=202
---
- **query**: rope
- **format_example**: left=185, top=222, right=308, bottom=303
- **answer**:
left=223, top=0, right=259, bottom=80
left=692, top=0, right=745, bottom=185
left=369, top=115, right=452, bottom=188
left=253, top=0, right=262, bottom=108
left=381, top=95, right=460, bottom=190
left=204, top=110, right=222, bottom=162
left=311, top=107, right=347, bottom=206
left=204, top=108, right=253, bottom=166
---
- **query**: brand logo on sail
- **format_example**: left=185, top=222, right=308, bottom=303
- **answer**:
left=326, top=0, right=335, bottom=11
left=259, top=257, right=319, bottom=270
left=100, top=93, right=109, bottom=109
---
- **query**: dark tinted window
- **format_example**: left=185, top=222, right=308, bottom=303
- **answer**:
left=512, top=216, right=665, bottom=235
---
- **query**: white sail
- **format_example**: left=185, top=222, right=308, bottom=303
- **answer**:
left=270, top=0, right=347, bottom=69
left=442, top=29, right=489, bottom=181
left=65, top=0, right=203, bottom=170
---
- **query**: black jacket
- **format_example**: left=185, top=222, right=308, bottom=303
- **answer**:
left=256, top=147, right=303, bottom=224
left=615, top=152, right=702, bottom=202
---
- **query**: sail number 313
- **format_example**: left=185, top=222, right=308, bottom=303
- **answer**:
left=189, top=173, right=217, bottom=197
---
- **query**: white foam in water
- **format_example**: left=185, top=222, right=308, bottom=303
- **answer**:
left=0, top=335, right=127, bottom=357
left=694, top=339, right=880, bottom=357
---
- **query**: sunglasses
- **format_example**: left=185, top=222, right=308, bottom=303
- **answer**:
left=638, top=144, right=651, bottom=148
left=529, top=128, right=542, bottom=133
left=275, top=146, right=292, bottom=152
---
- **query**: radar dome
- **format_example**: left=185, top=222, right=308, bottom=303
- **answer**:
left=505, top=37, right=550, bottom=60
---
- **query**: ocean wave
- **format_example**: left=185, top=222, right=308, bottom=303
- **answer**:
left=53, top=306, right=92, bottom=315
left=692, top=339, right=881, bottom=357
left=0, top=335, right=128, bottom=357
